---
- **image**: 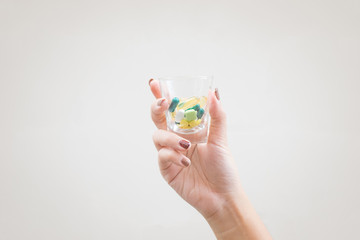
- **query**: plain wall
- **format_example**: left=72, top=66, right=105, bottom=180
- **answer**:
left=1, top=0, right=359, bottom=239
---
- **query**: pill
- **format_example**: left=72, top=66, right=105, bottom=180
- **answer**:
left=186, top=104, right=200, bottom=112
left=200, top=96, right=207, bottom=107
left=190, top=119, right=202, bottom=128
left=179, top=119, right=189, bottom=128
left=168, top=97, right=179, bottom=112
left=184, top=109, right=197, bottom=121
left=178, top=101, right=185, bottom=108
left=193, top=104, right=200, bottom=111
left=171, top=111, right=176, bottom=119
left=197, top=108, right=205, bottom=119
left=175, top=109, right=185, bottom=122
left=189, top=120, right=197, bottom=128
left=179, top=97, right=198, bottom=110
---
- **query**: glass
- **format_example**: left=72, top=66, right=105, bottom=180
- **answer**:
left=159, top=76, right=214, bottom=143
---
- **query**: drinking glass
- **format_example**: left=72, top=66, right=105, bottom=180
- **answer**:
left=159, top=76, right=214, bottom=143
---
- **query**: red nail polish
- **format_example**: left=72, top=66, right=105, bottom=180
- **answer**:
left=157, top=98, right=165, bottom=106
left=215, top=88, right=220, bottom=100
left=148, top=78, right=154, bottom=86
left=181, top=158, right=190, bottom=167
left=179, top=140, right=190, bottom=149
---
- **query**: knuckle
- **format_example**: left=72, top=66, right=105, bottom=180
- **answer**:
left=150, top=102, right=157, bottom=114
left=152, top=130, right=160, bottom=143
left=158, top=148, right=170, bottom=161
left=157, top=130, right=170, bottom=143
left=162, top=133, right=172, bottom=144
left=152, top=131, right=157, bottom=141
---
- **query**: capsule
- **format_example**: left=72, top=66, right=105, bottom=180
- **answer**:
left=199, top=96, right=207, bottom=107
left=186, top=104, right=200, bottom=112
left=178, top=97, right=198, bottom=110
left=178, top=101, right=185, bottom=108
left=168, top=97, right=179, bottom=112
left=197, top=108, right=205, bottom=119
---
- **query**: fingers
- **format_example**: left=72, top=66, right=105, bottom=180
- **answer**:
left=149, top=78, right=191, bottom=184
left=158, top=147, right=191, bottom=183
left=149, top=79, right=162, bottom=99
left=153, top=129, right=192, bottom=183
left=153, top=129, right=191, bottom=152
left=149, top=78, right=168, bottom=129
left=158, top=147, right=191, bottom=169
left=151, top=98, right=169, bottom=130
left=208, top=88, right=228, bottom=145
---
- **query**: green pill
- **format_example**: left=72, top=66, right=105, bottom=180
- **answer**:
left=184, top=109, right=197, bottom=121
left=186, top=104, right=200, bottom=112
left=168, top=97, right=179, bottom=112
left=197, top=108, right=205, bottom=119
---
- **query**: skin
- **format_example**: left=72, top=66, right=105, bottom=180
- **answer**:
left=149, top=79, right=272, bottom=240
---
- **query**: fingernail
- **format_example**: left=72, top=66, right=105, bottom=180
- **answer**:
left=148, top=78, right=154, bottom=86
left=181, top=158, right=190, bottom=167
left=215, top=88, right=220, bottom=101
left=179, top=139, right=190, bottom=149
left=157, top=98, right=165, bottom=106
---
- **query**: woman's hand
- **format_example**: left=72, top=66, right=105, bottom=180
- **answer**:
left=149, top=78, right=240, bottom=217
left=149, top=79, right=272, bottom=240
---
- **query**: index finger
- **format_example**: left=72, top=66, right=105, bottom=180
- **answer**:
left=149, top=78, right=168, bottom=130
left=149, top=79, right=162, bottom=99
left=151, top=98, right=168, bottom=130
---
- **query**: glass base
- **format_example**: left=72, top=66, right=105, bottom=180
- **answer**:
left=168, top=122, right=209, bottom=144
left=172, top=123, right=206, bottom=135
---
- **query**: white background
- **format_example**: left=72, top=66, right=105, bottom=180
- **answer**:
left=1, top=0, right=359, bottom=239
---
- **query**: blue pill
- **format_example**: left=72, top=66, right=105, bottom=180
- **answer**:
left=197, top=108, right=205, bottom=119
left=192, top=104, right=200, bottom=111
left=186, top=104, right=200, bottom=112
left=168, top=97, right=179, bottom=112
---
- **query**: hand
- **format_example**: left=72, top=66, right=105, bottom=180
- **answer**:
left=149, top=79, right=272, bottom=240
left=149, top=79, right=241, bottom=217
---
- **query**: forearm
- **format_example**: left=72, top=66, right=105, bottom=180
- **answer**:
left=206, top=189, right=272, bottom=240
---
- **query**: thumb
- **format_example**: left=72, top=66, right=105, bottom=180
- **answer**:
left=208, top=88, right=227, bottom=145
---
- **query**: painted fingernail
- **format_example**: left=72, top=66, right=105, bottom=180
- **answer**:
left=157, top=98, right=165, bottom=106
left=181, top=158, right=190, bottom=167
left=215, top=88, right=220, bottom=101
left=148, top=78, right=154, bottom=86
left=179, top=139, right=190, bottom=149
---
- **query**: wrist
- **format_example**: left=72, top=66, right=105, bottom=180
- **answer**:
left=205, top=189, right=272, bottom=240
left=205, top=192, right=246, bottom=239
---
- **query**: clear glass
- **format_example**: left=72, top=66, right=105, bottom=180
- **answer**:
left=159, top=76, right=214, bottom=143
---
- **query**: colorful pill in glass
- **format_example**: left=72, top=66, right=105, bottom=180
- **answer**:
left=197, top=108, right=205, bottom=119
left=168, top=97, right=179, bottom=112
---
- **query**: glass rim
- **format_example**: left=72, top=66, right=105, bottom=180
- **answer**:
left=158, top=75, right=214, bottom=82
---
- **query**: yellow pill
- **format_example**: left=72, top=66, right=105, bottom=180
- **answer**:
left=189, top=120, right=197, bottom=128
left=200, top=96, right=207, bottom=108
left=179, top=119, right=189, bottom=128
left=189, top=119, right=202, bottom=128
left=178, top=97, right=200, bottom=110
